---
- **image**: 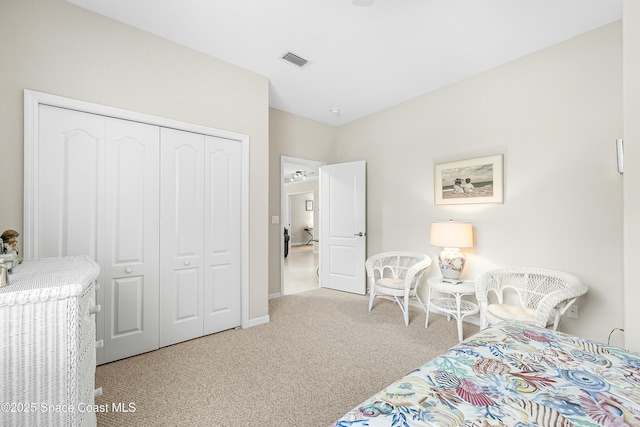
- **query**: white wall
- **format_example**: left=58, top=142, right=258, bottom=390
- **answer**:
left=269, top=109, right=337, bottom=295
left=0, top=0, right=270, bottom=321
left=284, top=179, right=320, bottom=244
left=283, top=179, right=320, bottom=241
left=336, top=22, right=623, bottom=344
left=285, top=179, right=319, bottom=247
left=289, top=192, right=314, bottom=245
left=623, top=1, right=640, bottom=352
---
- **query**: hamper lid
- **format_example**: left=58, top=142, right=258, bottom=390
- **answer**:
left=0, top=256, right=100, bottom=306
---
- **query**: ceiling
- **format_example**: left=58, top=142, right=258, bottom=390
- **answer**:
left=66, top=0, right=621, bottom=126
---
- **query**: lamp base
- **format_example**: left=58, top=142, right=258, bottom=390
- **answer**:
left=438, top=248, right=466, bottom=281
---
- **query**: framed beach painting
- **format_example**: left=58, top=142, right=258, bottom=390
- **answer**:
left=434, top=154, right=503, bottom=205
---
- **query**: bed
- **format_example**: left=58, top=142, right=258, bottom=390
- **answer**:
left=332, top=322, right=640, bottom=426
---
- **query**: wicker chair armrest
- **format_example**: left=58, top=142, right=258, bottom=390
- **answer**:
left=533, top=297, right=560, bottom=328
left=534, top=283, right=588, bottom=327
left=474, top=270, right=498, bottom=306
left=365, top=260, right=379, bottom=289
left=403, top=257, right=433, bottom=289
left=475, top=282, right=487, bottom=305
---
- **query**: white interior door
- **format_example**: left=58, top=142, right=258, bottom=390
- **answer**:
left=160, top=128, right=205, bottom=347
left=102, top=117, right=160, bottom=363
left=319, top=161, right=367, bottom=294
left=203, top=136, right=242, bottom=334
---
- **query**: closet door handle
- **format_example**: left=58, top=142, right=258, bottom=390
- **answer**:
left=124, top=267, right=133, bottom=274
left=184, top=260, right=191, bottom=266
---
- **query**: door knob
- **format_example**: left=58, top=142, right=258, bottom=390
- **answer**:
left=354, top=232, right=365, bottom=237
left=184, top=260, right=191, bottom=266
left=124, top=267, right=132, bottom=274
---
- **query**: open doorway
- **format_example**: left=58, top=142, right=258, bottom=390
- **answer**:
left=281, top=156, right=325, bottom=295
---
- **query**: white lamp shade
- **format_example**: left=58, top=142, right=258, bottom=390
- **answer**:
left=430, top=221, right=473, bottom=248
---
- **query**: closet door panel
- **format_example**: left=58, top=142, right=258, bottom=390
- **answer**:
left=102, top=118, right=160, bottom=363
left=112, top=276, right=144, bottom=332
left=203, top=136, right=242, bottom=334
left=37, top=105, right=104, bottom=260
left=160, top=128, right=205, bottom=347
left=174, top=268, right=200, bottom=320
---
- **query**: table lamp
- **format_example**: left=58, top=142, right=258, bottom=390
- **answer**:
left=429, top=220, right=473, bottom=283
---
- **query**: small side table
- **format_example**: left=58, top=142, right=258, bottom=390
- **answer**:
left=426, top=277, right=479, bottom=342
left=304, top=227, right=314, bottom=245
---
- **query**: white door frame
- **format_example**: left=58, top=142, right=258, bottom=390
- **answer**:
left=280, top=156, right=325, bottom=297
left=24, top=90, right=251, bottom=329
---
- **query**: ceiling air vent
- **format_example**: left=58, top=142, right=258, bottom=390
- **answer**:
left=281, top=51, right=310, bottom=69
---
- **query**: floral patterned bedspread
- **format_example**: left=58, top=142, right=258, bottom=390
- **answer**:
left=331, top=322, right=640, bottom=427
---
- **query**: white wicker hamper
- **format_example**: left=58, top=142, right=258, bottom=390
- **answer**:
left=0, top=256, right=101, bottom=427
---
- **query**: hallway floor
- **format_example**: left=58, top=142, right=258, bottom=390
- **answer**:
left=284, top=245, right=319, bottom=295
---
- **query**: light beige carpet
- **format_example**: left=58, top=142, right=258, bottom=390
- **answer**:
left=95, top=288, right=478, bottom=426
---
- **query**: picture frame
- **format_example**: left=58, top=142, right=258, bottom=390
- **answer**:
left=306, top=200, right=313, bottom=211
left=434, top=154, right=503, bottom=205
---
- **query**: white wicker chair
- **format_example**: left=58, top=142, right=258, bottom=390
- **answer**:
left=367, top=252, right=432, bottom=326
left=475, top=267, right=588, bottom=330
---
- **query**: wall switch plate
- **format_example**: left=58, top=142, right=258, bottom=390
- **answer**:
left=271, top=216, right=279, bottom=224
left=567, top=305, right=579, bottom=319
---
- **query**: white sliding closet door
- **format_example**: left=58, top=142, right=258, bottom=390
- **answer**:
left=36, top=105, right=104, bottom=260
left=28, top=92, right=245, bottom=363
left=160, top=128, right=206, bottom=346
left=203, top=136, right=242, bottom=334
left=101, top=118, right=160, bottom=363
left=159, top=130, right=242, bottom=346
left=37, top=105, right=161, bottom=364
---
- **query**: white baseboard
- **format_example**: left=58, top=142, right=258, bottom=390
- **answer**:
left=247, top=314, right=270, bottom=328
left=268, top=292, right=282, bottom=299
